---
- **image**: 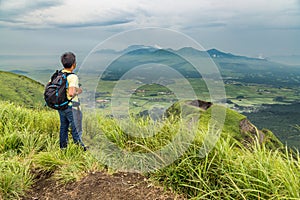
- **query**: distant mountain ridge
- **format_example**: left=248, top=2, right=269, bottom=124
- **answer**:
left=206, top=48, right=264, bottom=60
left=96, top=45, right=265, bottom=61
left=97, top=45, right=300, bottom=87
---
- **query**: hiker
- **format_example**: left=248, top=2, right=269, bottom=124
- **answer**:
left=57, top=52, right=86, bottom=150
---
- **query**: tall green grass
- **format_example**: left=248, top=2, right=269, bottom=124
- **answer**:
left=151, top=137, right=300, bottom=199
left=0, top=100, right=299, bottom=199
left=82, top=106, right=299, bottom=199
left=0, top=101, right=101, bottom=199
left=33, top=144, right=101, bottom=183
left=0, top=156, right=33, bottom=199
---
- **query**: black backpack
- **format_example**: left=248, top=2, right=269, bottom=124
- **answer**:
left=44, top=70, right=73, bottom=110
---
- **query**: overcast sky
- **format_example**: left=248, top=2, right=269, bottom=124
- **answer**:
left=1, top=0, right=300, bottom=59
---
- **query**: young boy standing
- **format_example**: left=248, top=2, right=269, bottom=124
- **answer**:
left=58, top=52, right=86, bottom=150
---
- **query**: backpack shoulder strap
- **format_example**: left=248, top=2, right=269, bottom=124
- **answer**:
left=59, top=69, right=74, bottom=76
left=66, top=71, right=74, bottom=75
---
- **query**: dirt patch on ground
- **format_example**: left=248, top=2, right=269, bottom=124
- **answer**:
left=22, top=171, right=186, bottom=200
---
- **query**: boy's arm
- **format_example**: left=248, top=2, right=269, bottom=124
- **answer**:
left=68, top=74, right=82, bottom=97
left=69, top=87, right=82, bottom=97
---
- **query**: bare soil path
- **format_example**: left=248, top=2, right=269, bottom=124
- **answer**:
left=22, top=171, right=186, bottom=200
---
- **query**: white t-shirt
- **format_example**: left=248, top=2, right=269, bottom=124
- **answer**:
left=62, top=69, right=80, bottom=107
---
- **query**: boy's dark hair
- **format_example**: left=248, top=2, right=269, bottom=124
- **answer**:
left=61, top=52, right=76, bottom=68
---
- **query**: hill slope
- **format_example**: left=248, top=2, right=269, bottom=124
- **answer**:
left=0, top=71, right=44, bottom=107
left=165, top=99, right=283, bottom=150
left=1, top=101, right=298, bottom=199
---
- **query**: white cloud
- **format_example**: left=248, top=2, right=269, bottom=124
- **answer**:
left=0, top=0, right=299, bottom=57
left=1, top=0, right=299, bottom=30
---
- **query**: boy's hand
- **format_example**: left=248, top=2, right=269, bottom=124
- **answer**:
left=76, top=87, right=82, bottom=95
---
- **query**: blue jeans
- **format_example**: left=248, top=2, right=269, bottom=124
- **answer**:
left=58, top=107, right=84, bottom=149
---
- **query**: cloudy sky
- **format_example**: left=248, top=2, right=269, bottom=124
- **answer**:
left=0, top=0, right=300, bottom=60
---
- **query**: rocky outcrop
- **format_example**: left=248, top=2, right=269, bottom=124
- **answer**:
left=238, top=118, right=283, bottom=150
left=165, top=99, right=213, bottom=119
left=186, top=100, right=212, bottom=110
left=239, top=118, right=265, bottom=146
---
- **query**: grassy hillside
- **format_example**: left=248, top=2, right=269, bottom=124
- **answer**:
left=0, top=71, right=45, bottom=108
left=164, top=100, right=283, bottom=150
left=0, top=101, right=299, bottom=199
left=0, top=101, right=102, bottom=199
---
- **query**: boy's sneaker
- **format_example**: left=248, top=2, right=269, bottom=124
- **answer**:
left=83, top=146, right=89, bottom=151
